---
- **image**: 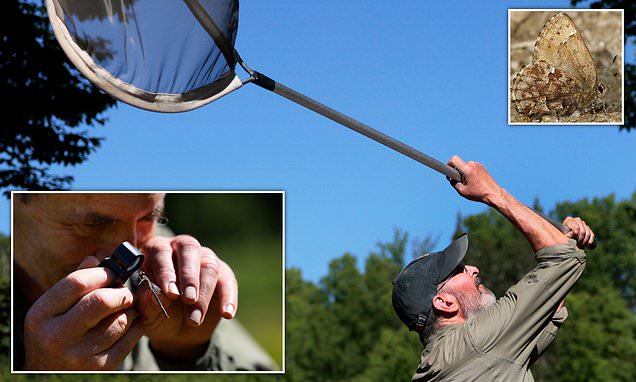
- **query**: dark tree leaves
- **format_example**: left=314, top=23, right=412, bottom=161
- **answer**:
left=571, top=0, right=635, bottom=34
left=571, top=0, right=635, bottom=131
left=0, top=0, right=116, bottom=195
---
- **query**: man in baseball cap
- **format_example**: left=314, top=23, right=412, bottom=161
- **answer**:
left=392, top=234, right=470, bottom=333
left=393, top=156, right=595, bottom=381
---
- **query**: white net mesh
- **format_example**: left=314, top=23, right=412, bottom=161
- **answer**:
left=48, top=0, right=242, bottom=112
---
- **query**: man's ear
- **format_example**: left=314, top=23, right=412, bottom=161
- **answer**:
left=432, top=293, right=460, bottom=316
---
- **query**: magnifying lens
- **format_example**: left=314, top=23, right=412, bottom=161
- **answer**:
left=99, top=241, right=144, bottom=288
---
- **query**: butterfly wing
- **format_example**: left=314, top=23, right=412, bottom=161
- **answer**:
left=512, top=60, right=584, bottom=118
left=533, top=13, right=597, bottom=91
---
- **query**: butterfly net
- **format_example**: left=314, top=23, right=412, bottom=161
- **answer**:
left=47, top=0, right=242, bottom=112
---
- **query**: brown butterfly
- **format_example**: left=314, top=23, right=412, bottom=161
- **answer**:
left=511, top=12, right=606, bottom=121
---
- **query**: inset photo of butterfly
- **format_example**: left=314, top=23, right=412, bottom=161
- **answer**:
left=509, top=10, right=623, bottom=124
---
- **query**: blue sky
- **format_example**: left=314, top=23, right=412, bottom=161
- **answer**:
left=3, top=0, right=635, bottom=282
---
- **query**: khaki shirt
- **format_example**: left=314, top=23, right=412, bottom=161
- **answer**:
left=413, top=240, right=586, bottom=381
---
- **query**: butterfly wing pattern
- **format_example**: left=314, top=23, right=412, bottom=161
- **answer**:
left=511, top=12, right=605, bottom=121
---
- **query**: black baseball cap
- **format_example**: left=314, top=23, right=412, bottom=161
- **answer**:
left=392, top=234, right=468, bottom=332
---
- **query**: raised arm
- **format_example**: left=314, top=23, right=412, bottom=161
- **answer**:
left=447, top=156, right=594, bottom=251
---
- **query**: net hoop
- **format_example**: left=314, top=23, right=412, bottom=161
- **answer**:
left=46, top=0, right=243, bottom=113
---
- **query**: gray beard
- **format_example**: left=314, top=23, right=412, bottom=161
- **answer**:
left=455, top=284, right=497, bottom=318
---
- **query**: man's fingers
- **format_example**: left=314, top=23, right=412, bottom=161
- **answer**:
left=95, top=319, right=145, bottom=370
left=186, top=250, right=238, bottom=326
left=30, top=267, right=115, bottom=318
left=186, top=249, right=220, bottom=326
left=563, top=217, right=595, bottom=248
left=580, top=222, right=592, bottom=248
left=138, top=235, right=237, bottom=333
left=446, top=156, right=474, bottom=194
left=143, top=238, right=179, bottom=299
left=564, top=217, right=580, bottom=236
left=572, top=220, right=582, bottom=238
left=63, top=286, right=135, bottom=331
left=575, top=220, right=586, bottom=247
left=172, top=236, right=202, bottom=304
left=216, top=259, right=238, bottom=320
left=587, top=230, right=595, bottom=248
left=85, top=307, right=139, bottom=354
left=447, top=155, right=467, bottom=170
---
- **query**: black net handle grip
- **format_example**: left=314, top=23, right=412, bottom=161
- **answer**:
left=99, top=242, right=144, bottom=287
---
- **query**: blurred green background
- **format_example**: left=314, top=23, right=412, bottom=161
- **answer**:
left=163, top=193, right=284, bottom=367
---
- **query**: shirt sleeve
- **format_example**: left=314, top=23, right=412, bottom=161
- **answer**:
left=529, top=306, right=568, bottom=366
left=466, top=239, right=585, bottom=363
left=147, top=319, right=279, bottom=371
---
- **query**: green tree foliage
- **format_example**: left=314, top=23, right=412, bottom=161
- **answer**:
left=354, top=326, right=421, bottom=382
left=538, top=286, right=636, bottom=382
left=3, top=193, right=635, bottom=381
left=285, top=268, right=343, bottom=382
left=0, top=0, right=116, bottom=195
left=292, top=230, right=416, bottom=381
left=283, top=193, right=635, bottom=382
left=319, top=253, right=372, bottom=379
left=555, top=194, right=636, bottom=309
left=281, top=231, right=415, bottom=382
left=456, top=194, right=636, bottom=381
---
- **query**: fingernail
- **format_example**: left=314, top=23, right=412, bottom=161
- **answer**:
left=184, top=286, right=197, bottom=301
left=189, top=309, right=202, bottom=325
left=169, top=282, right=180, bottom=296
left=223, top=303, right=235, bottom=319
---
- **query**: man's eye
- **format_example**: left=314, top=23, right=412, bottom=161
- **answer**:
left=139, top=215, right=168, bottom=225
